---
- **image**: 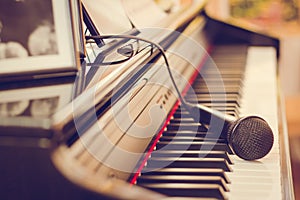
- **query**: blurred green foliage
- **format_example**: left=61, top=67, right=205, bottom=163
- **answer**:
left=230, top=0, right=299, bottom=21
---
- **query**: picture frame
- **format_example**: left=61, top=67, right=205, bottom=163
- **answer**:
left=0, top=0, right=78, bottom=80
left=70, top=0, right=86, bottom=59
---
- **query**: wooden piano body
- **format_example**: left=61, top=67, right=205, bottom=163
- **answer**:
left=0, top=1, right=294, bottom=199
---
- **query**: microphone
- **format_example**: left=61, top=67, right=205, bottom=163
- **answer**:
left=184, top=103, right=274, bottom=161
left=85, top=34, right=274, bottom=161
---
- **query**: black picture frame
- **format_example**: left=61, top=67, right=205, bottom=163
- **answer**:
left=0, top=0, right=78, bottom=79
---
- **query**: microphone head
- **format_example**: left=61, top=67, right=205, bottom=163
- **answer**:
left=227, top=116, right=274, bottom=161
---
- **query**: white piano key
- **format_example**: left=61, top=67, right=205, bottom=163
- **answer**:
left=227, top=47, right=282, bottom=200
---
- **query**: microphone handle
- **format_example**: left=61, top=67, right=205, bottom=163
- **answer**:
left=184, top=103, right=236, bottom=127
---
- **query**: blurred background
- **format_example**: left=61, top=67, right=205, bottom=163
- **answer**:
left=205, top=0, right=300, bottom=199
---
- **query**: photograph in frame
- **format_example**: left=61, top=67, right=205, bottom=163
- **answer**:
left=0, top=0, right=78, bottom=77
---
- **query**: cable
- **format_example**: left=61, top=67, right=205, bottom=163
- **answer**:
left=85, top=34, right=189, bottom=108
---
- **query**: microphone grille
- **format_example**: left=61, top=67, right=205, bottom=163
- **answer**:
left=227, top=116, right=274, bottom=160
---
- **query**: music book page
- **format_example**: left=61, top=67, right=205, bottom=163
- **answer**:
left=82, top=0, right=133, bottom=34
left=121, top=0, right=167, bottom=29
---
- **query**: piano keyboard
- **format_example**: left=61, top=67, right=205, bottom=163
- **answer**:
left=1, top=2, right=294, bottom=199
left=133, top=45, right=281, bottom=199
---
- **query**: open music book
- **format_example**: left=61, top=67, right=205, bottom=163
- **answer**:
left=82, top=0, right=206, bottom=34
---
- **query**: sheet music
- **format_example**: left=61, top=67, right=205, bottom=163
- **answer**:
left=81, top=0, right=133, bottom=34
left=121, top=0, right=167, bottom=29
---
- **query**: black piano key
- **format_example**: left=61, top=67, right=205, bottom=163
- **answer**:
left=191, top=84, right=243, bottom=92
left=172, top=111, right=192, bottom=119
left=141, top=168, right=230, bottom=184
left=213, top=52, right=247, bottom=57
left=193, top=79, right=243, bottom=87
left=204, top=71, right=244, bottom=77
left=176, top=103, right=240, bottom=117
left=190, top=91, right=240, bottom=99
left=163, top=130, right=223, bottom=139
left=192, top=87, right=241, bottom=94
left=170, top=114, right=234, bottom=123
left=172, top=106, right=238, bottom=116
left=213, top=50, right=247, bottom=55
left=194, top=75, right=243, bottom=80
left=226, top=111, right=238, bottom=117
left=192, top=84, right=242, bottom=91
left=156, top=140, right=234, bottom=155
left=191, top=77, right=242, bottom=83
left=169, top=117, right=195, bottom=124
left=176, top=106, right=239, bottom=114
left=179, top=104, right=240, bottom=113
left=204, top=60, right=245, bottom=66
left=193, top=74, right=243, bottom=81
left=214, top=44, right=247, bottom=50
left=156, top=141, right=230, bottom=152
left=167, top=123, right=207, bottom=132
left=212, top=51, right=247, bottom=57
left=137, top=175, right=229, bottom=192
left=194, top=77, right=243, bottom=84
left=190, top=100, right=241, bottom=107
left=201, top=67, right=244, bottom=74
left=198, top=73, right=243, bottom=80
left=211, top=44, right=248, bottom=52
left=139, top=183, right=227, bottom=199
left=187, top=93, right=240, bottom=99
left=159, top=136, right=225, bottom=143
left=183, top=104, right=237, bottom=111
left=150, top=150, right=233, bottom=164
left=145, top=157, right=232, bottom=172
left=195, top=73, right=243, bottom=79
left=179, top=102, right=238, bottom=107
left=186, top=99, right=240, bottom=107
left=189, top=91, right=241, bottom=97
left=190, top=93, right=241, bottom=100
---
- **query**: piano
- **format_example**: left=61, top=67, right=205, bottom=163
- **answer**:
left=0, top=1, right=295, bottom=200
